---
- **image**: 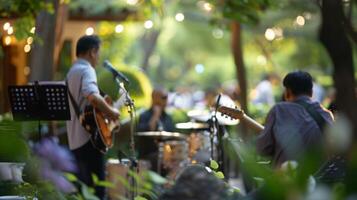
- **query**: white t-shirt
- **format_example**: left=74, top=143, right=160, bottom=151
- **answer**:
left=252, top=80, right=275, bottom=106
left=66, top=59, right=100, bottom=150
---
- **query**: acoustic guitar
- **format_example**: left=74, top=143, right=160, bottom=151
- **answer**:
left=80, top=94, right=126, bottom=153
left=217, top=106, right=265, bottom=132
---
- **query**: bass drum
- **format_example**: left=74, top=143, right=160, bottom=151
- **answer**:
left=106, top=159, right=150, bottom=200
left=159, top=140, right=188, bottom=179
left=187, top=131, right=211, bottom=163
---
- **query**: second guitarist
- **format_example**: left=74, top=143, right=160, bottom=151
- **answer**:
left=256, top=71, right=333, bottom=169
left=66, top=35, right=120, bottom=200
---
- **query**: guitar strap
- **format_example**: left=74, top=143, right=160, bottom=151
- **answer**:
left=294, top=99, right=346, bottom=183
left=66, top=79, right=81, bottom=119
left=294, top=99, right=326, bottom=131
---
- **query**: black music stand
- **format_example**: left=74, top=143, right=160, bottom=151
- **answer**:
left=8, top=81, right=71, bottom=140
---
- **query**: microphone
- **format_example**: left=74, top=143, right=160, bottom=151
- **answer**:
left=103, top=60, right=130, bottom=84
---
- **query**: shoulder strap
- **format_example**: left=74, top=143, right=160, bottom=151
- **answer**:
left=294, top=99, right=326, bottom=131
left=66, top=79, right=81, bottom=118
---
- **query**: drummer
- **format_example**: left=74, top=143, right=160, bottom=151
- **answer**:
left=137, top=87, right=175, bottom=172
left=138, top=87, right=174, bottom=132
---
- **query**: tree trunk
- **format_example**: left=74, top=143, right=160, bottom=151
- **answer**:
left=319, top=0, right=357, bottom=193
left=29, top=0, right=59, bottom=81
left=231, top=22, right=249, bottom=137
left=141, top=30, right=160, bottom=72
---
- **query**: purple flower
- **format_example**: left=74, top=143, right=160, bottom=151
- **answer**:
left=34, top=138, right=77, bottom=172
left=33, top=137, right=77, bottom=193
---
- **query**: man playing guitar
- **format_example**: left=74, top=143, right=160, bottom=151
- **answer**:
left=220, top=71, right=333, bottom=169
left=66, top=35, right=120, bottom=199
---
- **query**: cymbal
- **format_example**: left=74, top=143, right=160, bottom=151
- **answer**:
left=175, top=122, right=209, bottom=130
left=187, top=109, right=239, bottom=126
left=135, top=131, right=186, bottom=139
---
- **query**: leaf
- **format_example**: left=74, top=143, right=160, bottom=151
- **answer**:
left=214, top=171, right=225, bottom=179
left=80, top=182, right=100, bottom=200
left=210, top=160, right=219, bottom=170
left=231, top=186, right=241, bottom=194
left=92, top=173, right=99, bottom=184
left=64, top=173, right=78, bottom=182
left=95, top=180, right=115, bottom=188
left=146, top=171, right=167, bottom=185
left=134, top=196, right=147, bottom=200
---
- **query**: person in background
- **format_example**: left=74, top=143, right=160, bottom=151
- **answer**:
left=137, top=87, right=175, bottom=172
left=138, top=87, right=174, bottom=132
left=256, top=71, right=334, bottom=169
left=251, top=73, right=279, bottom=107
left=66, top=35, right=120, bottom=199
left=312, top=79, right=325, bottom=103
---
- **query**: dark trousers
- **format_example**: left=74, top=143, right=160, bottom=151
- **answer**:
left=72, top=140, right=105, bottom=200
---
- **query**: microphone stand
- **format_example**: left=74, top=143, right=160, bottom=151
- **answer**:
left=115, top=79, right=138, bottom=200
left=208, top=94, right=221, bottom=161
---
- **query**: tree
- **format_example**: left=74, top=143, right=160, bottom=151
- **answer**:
left=319, top=0, right=357, bottom=193
left=29, top=0, right=63, bottom=81
left=210, top=0, right=274, bottom=137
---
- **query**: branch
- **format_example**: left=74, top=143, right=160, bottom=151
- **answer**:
left=342, top=9, right=357, bottom=45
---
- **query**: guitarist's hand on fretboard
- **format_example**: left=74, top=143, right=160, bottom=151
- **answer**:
left=104, top=95, right=113, bottom=105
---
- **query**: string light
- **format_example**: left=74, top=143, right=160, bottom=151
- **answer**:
left=24, top=44, right=31, bottom=53
left=212, top=28, right=223, bottom=39
left=3, top=22, right=10, bottom=31
left=175, top=13, right=185, bottom=22
left=85, top=27, right=94, bottom=35
left=203, top=2, right=213, bottom=11
left=4, top=36, right=11, bottom=46
left=115, top=24, right=124, bottom=33
left=7, top=26, right=14, bottom=35
left=144, top=20, right=153, bottom=29
left=27, top=37, right=33, bottom=44
left=30, top=27, right=36, bottom=34
left=296, top=16, right=305, bottom=26
left=127, top=0, right=138, bottom=5
left=265, top=28, right=275, bottom=41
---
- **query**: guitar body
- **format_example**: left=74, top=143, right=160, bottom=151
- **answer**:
left=80, top=105, right=119, bottom=153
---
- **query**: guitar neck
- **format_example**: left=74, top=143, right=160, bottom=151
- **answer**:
left=218, top=106, right=265, bottom=132
left=240, top=113, right=265, bottom=132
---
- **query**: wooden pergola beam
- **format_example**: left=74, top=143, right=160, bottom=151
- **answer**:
left=68, top=8, right=140, bottom=22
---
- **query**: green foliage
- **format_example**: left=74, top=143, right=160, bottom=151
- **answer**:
left=97, top=65, right=152, bottom=109
left=113, top=169, right=165, bottom=199
left=134, top=196, right=148, bottom=200
left=0, top=0, right=53, bottom=17
left=207, top=159, right=225, bottom=179
left=64, top=173, right=78, bottom=182
left=0, top=0, right=54, bottom=40
left=210, top=159, right=219, bottom=170
left=213, top=171, right=225, bottom=179
left=69, top=0, right=128, bottom=15
left=0, top=115, right=32, bottom=162
left=79, top=182, right=99, bottom=200
left=220, top=0, right=275, bottom=24
left=168, top=109, right=189, bottom=126
left=92, top=174, right=115, bottom=188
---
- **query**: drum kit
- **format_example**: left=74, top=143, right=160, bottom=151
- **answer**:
left=105, top=106, right=239, bottom=199
left=135, top=109, right=239, bottom=177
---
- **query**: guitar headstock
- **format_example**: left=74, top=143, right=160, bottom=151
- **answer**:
left=218, top=106, right=245, bottom=120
